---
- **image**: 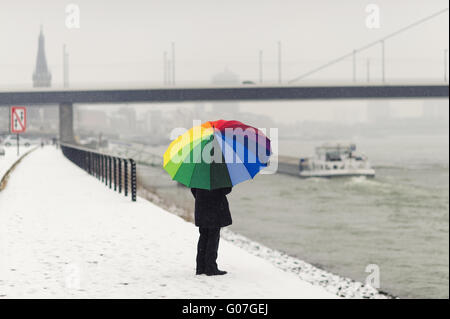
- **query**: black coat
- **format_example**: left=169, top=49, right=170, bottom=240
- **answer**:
left=191, top=187, right=232, bottom=228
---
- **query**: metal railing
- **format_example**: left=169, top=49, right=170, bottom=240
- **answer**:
left=106, top=141, right=163, bottom=167
left=61, top=143, right=137, bottom=201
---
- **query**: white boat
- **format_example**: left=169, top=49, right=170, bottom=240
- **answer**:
left=299, top=143, right=375, bottom=178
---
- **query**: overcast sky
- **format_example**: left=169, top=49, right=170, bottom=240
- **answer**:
left=0, top=0, right=448, bottom=122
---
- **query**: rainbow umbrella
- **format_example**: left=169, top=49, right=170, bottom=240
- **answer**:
left=163, top=120, right=271, bottom=190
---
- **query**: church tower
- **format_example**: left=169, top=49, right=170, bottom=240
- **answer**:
left=32, top=26, right=52, bottom=87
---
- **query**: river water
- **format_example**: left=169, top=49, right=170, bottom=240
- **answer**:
left=136, top=133, right=449, bottom=299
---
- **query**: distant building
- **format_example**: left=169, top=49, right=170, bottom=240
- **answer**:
left=27, top=26, right=54, bottom=133
left=76, top=110, right=108, bottom=131
left=193, top=103, right=206, bottom=122
left=26, top=108, right=43, bottom=130
left=0, top=108, right=8, bottom=133
left=41, top=105, right=58, bottom=132
left=422, top=100, right=449, bottom=120
left=333, top=106, right=352, bottom=124
left=145, top=109, right=161, bottom=133
left=145, top=109, right=167, bottom=144
left=32, top=26, right=52, bottom=88
left=212, top=68, right=240, bottom=86
left=106, top=106, right=138, bottom=136
left=211, top=69, right=240, bottom=118
left=117, top=106, right=137, bottom=131
left=366, top=100, right=391, bottom=123
left=237, top=112, right=275, bottom=130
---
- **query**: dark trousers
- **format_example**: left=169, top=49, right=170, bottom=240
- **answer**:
left=196, top=227, right=220, bottom=272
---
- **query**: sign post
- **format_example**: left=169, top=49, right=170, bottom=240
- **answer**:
left=10, top=106, right=27, bottom=156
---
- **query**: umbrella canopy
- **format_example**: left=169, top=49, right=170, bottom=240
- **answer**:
left=163, top=120, right=271, bottom=190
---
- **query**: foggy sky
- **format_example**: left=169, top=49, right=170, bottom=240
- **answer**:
left=0, top=0, right=448, bottom=123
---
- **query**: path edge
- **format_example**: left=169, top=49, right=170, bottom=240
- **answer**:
left=0, top=147, right=38, bottom=192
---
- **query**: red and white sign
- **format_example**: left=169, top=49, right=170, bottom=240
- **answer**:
left=11, top=106, right=27, bottom=133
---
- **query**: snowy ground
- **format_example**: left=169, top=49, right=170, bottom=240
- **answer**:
left=0, top=147, right=337, bottom=298
left=0, top=146, right=33, bottom=181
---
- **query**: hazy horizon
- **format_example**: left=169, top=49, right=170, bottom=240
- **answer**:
left=0, top=0, right=448, bottom=123
left=1, top=0, right=448, bottom=85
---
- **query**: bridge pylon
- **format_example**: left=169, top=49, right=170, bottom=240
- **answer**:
left=59, top=103, right=74, bottom=143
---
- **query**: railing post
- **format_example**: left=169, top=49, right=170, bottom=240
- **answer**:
left=105, top=156, right=109, bottom=187
left=124, top=160, right=128, bottom=197
left=82, top=150, right=85, bottom=171
left=93, top=153, right=96, bottom=178
left=97, top=153, right=100, bottom=179
left=130, top=159, right=136, bottom=202
left=87, top=152, right=92, bottom=175
left=103, top=155, right=107, bottom=185
left=118, top=159, right=122, bottom=194
left=101, top=155, right=104, bottom=182
left=105, top=155, right=108, bottom=186
left=113, top=157, right=117, bottom=191
left=97, top=154, right=100, bottom=179
left=108, top=157, right=112, bottom=189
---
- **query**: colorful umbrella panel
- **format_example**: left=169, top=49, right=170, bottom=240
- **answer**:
left=163, top=120, right=272, bottom=190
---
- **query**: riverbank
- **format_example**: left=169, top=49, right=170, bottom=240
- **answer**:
left=138, top=185, right=392, bottom=299
left=134, top=132, right=449, bottom=298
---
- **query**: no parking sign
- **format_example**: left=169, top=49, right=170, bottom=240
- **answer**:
left=10, top=106, right=27, bottom=133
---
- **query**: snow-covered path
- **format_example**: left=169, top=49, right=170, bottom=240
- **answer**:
left=0, top=147, right=336, bottom=299
left=0, top=146, right=34, bottom=181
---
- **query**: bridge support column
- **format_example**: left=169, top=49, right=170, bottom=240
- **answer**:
left=59, top=102, right=74, bottom=143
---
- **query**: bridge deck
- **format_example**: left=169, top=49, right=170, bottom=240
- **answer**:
left=0, top=85, right=448, bottom=105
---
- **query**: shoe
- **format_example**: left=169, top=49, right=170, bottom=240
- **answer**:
left=205, top=269, right=227, bottom=276
left=196, top=269, right=205, bottom=275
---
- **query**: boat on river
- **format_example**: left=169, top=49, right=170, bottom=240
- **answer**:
left=299, top=143, right=375, bottom=178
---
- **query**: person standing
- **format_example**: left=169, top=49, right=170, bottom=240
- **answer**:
left=191, top=187, right=232, bottom=276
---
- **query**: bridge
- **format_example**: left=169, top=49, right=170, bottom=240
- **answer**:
left=0, top=84, right=448, bottom=142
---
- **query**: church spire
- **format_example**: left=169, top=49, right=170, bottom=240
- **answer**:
left=33, top=25, right=52, bottom=87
